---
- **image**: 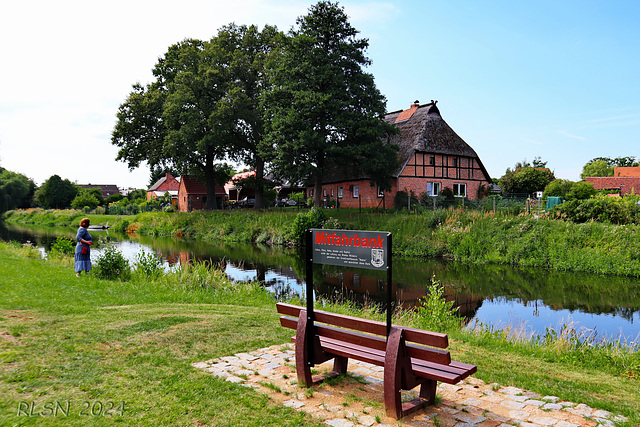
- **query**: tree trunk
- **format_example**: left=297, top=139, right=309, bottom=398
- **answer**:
left=313, top=174, right=322, bottom=207
left=254, top=157, right=265, bottom=209
left=204, top=161, right=219, bottom=210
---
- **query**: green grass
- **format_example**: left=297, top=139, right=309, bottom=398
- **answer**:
left=1, top=238, right=639, bottom=425
left=0, top=242, right=322, bottom=426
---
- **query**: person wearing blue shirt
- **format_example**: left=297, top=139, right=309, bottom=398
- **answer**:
left=75, top=218, right=93, bottom=276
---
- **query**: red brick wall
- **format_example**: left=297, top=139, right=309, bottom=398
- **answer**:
left=309, top=180, right=391, bottom=209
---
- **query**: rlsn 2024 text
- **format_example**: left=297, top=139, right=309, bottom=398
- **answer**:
left=16, top=400, right=125, bottom=417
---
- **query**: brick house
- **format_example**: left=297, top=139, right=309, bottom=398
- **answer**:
left=178, top=175, right=227, bottom=211
left=147, top=173, right=180, bottom=205
left=309, top=101, right=492, bottom=208
left=585, top=167, right=640, bottom=196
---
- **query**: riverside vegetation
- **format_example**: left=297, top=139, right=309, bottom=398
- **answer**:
left=0, top=240, right=638, bottom=425
left=7, top=205, right=640, bottom=276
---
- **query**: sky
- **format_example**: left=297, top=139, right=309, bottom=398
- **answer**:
left=1, top=0, right=639, bottom=190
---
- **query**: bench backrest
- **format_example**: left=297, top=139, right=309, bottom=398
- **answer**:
left=276, top=303, right=451, bottom=365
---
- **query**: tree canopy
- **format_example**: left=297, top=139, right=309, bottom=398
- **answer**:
left=499, top=158, right=556, bottom=195
left=0, top=168, right=35, bottom=213
left=112, top=24, right=283, bottom=210
left=34, top=175, right=77, bottom=209
left=261, top=1, right=398, bottom=206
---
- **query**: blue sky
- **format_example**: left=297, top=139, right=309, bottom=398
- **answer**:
left=1, top=0, right=639, bottom=189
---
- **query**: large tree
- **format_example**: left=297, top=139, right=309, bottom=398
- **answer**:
left=207, top=24, right=283, bottom=208
left=261, top=1, right=398, bottom=206
left=34, top=175, right=77, bottom=209
left=113, top=25, right=282, bottom=210
left=0, top=168, right=35, bottom=213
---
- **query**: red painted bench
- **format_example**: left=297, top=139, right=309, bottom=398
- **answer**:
left=276, top=302, right=476, bottom=419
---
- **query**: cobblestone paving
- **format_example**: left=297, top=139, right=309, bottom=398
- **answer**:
left=192, top=343, right=628, bottom=427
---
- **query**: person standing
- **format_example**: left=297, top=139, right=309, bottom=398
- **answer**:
left=75, top=218, right=93, bottom=276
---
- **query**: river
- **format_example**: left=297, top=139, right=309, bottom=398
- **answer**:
left=2, top=222, right=639, bottom=344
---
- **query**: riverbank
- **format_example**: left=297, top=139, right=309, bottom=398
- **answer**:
left=0, top=241, right=638, bottom=425
left=6, top=207, right=640, bottom=277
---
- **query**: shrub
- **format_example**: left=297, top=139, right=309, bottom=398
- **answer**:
left=48, top=236, right=75, bottom=258
left=94, top=245, right=131, bottom=281
left=290, top=207, right=328, bottom=243
left=414, top=277, right=461, bottom=333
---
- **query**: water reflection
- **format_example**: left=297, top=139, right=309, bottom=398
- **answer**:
left=2, top=222, right=639, bottom=342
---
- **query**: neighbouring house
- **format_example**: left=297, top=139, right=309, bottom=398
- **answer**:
left=225, top=170, right=256, bottom=202
left=224, top=170, right=306, bottom=203
left=147, top=173, right=180, bottom=206
left=308, top=100, right=492, bottom=208
left=80, top=184, right=120, bottom=200
left=178, top=175, right=227, bottom=211
left=585, top=167, right=640, bottom=196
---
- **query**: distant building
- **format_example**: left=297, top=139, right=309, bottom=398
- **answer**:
left=79, top=184, right=120, bottom=200
left=585, top=167, right=640, bottom=196
left=309, top=100, right=492, bottom=208
left=224, top=170, right=305, bottom=203
left=178, top=175, right=226, bottom=211
left=147, top=173, right=180, bottom=206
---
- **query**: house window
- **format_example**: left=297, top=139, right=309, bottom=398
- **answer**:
left=427, top=182, right=441, bottom=196
left=452, top=158, right=458, bottom=167
left=309, top=189, right=314, bottom=198
left=338, top=186, right=343, bottom=198
left=377, top=186, right=384, bottom=197
left=429, top=156, right=435, bottom=166
left=453, top=183, right=466, bottom=197
left=352, top=185, right=359, bottom=198
left=323, top=189, right=327, bottom=197
left=331, top=189, right=334, bottom=197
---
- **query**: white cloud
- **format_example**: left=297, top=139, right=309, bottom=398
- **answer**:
left=556, top=130, right=586, bottom=141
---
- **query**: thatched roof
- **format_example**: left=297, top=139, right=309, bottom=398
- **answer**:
left=318, top=101, right=491, bottom=184
left=386, top=101, right=490, bottom=180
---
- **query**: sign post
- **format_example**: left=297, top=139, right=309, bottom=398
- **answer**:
left=305, top=228, right=393, bottom=365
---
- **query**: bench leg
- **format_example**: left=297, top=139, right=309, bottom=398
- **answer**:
left=384, top=327, right=433, bottom=419
left=333, top=355, right=348, bottom=375
left=419, top=379, right=437, bottom=405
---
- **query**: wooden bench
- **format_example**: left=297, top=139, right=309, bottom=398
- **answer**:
left=276, top=302, right=477, bottom=419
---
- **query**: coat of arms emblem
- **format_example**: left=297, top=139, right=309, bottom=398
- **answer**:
left=371, top=248, right=384, bottom=268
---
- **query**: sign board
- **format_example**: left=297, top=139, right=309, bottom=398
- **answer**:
left=310, top=229, right=389, bottom=271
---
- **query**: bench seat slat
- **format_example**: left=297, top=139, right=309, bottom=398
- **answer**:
left=276, top=303, right=448, bottom=348
left=318, top=337, right=466, bottom=384
left=288, top=332, right=473, bottom=384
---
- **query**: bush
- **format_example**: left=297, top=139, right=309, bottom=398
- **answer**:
left=552, top=195, right=640, bottom=224
left=290, top=207, right=328, bottom=243
left=94, top=245, right=131, bottom=281
left=48, top=236, right=75, bottom=258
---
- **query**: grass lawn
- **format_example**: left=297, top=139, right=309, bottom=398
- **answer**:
left=0, top=243, right=322, bottom=426
left=1, top=241, right=638, bottom=426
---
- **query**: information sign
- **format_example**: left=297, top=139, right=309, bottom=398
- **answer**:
left=310, top=229, right=389, bottom=271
